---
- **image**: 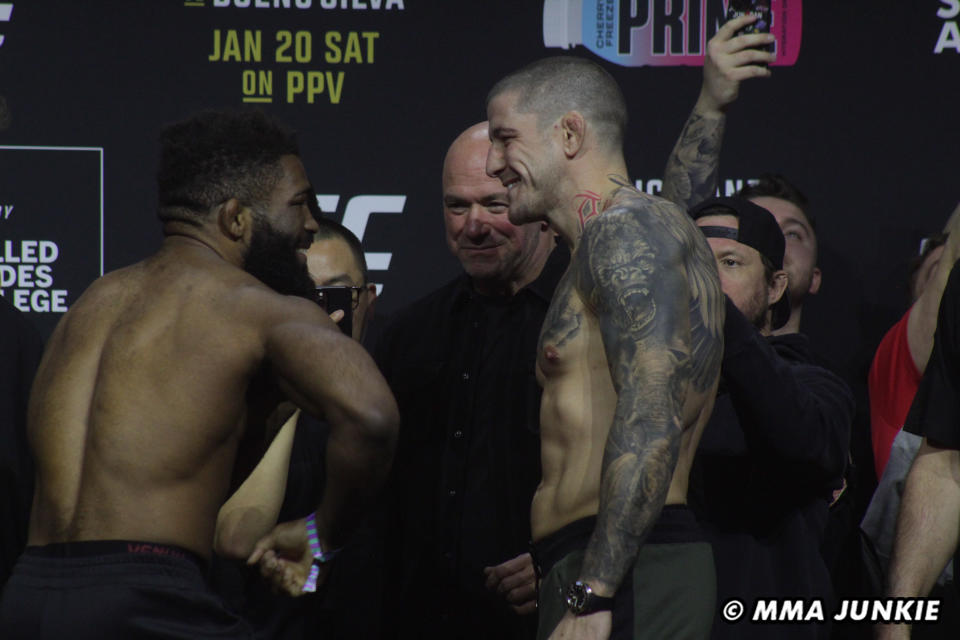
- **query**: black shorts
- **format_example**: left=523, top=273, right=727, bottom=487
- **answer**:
left=0, top=541, right=255, bottom=639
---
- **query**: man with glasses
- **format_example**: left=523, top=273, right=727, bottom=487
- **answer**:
left=213, top=216, right=385, bottom=639
left=307, top=218, right=378, bottom=344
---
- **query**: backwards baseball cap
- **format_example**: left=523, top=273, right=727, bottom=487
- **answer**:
left=690, top=196, right=791, bottom=330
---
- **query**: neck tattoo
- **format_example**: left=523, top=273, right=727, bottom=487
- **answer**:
left=575, top=190, right=603, bottom=229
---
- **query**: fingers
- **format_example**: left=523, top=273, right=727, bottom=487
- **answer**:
left=329, top=309, right=345, bottom=323
left=246, top=544, right=266, bottom=566
left=710, top=32, right=776, bottom=60
left=717, top=13, right=761, bottom=38
left=505, top=580, right=537, bottom=605
left=511, top=598, right=538, bottom=616
left=257, top=549, right=280, bottom=582
left=282, top=562, right=303, bottom=596
left=483, top=566, right=499, bottom=591
left=500, top=552, right=533, bottom=573
left=483, top=552, right=533, bottom=590
left=498, top=564, right=535, bottom=594
left=255, top=551, right=310, bottom=597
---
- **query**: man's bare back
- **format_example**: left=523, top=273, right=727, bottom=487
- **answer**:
left=2, top=111, right=397, bottom=640
left=532, top=187, right=723, bottom=542
left=29, top=240, right=314, bottom=556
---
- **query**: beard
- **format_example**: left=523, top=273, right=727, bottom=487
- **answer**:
left=741, top=286, right=771, bottom=332
left=243, top=214, right=316, bottom=299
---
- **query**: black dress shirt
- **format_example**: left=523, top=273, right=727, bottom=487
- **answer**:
left=374, top=244, right=568, bottom=639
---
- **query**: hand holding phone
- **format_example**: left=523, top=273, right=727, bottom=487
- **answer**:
left=725, top=0, right=773, bottom=54
left=315, top=286, right=354, bottom=337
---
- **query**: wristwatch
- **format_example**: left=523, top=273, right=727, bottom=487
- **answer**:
left=565, top=580, right=615, bottom=616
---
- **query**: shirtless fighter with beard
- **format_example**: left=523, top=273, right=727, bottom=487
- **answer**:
left=0, top=110, right=398, bottom=639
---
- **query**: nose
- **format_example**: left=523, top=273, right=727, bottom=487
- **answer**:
left=486, top=144, right=505, bottom=180
left=464, top=204, right=489, bottom=240
left=304, top=210, right=319, bottom=234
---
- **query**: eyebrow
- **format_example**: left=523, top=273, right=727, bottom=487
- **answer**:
left=444, top=192, right=509, bottom=206
left=315, top=274, right=355, bottom=286
left=716, top=248, right=749, bottom=260
left=781, top=217, right=810, bottom=232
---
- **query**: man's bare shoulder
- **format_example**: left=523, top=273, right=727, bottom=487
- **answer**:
left=598, top=186, right=703, bottom=241
left=56, top=249, right=329, bottom=355
left=579, top=185, right=723, bottom=391
left=579, top=185, right=716, bottom=278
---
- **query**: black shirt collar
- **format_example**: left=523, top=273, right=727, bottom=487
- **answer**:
left=452, top=242, right=570, bottom=307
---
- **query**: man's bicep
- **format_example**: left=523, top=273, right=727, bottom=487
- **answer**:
left=264, top=306, right=368, bottom=420
left=580, top=213, right=692, bottom=396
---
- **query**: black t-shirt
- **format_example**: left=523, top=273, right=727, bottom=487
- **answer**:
left=905, top=259, right=960, bottom=448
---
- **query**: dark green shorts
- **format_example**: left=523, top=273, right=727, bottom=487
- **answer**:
left=534, top=508, right=715, bottom=640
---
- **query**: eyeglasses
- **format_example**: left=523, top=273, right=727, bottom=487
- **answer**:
left=315, top=285, right=364, bottom=310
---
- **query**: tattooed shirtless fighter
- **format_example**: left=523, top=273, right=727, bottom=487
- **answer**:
left=485, top=58, right=725, bottom=640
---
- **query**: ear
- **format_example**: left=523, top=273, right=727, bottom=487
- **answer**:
left=365, top=282, right=378, bottom=308
left=768, top=270, right=789, bottom=306
left=808, top=267, right=822, bottom=295
left=559, top=111, right=586, bottom=158
left=218, top=198, right=253, bottom=242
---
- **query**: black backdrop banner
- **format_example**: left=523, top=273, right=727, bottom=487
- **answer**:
left=1, top=0, right=958, bottom=379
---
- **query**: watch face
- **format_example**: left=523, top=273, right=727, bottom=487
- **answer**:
left=565, top=581, right=589, bottom=614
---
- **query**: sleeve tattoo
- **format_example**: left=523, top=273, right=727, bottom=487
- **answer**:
left=574, top=200, right=720, bottom=593
left=661, top=111, right=725, bottom=210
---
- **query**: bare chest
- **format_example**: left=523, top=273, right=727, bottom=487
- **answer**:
left=536, top=268, right=607, bottom=383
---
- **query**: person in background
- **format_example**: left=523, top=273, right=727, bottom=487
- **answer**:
left=690, top=197, right=853, bottom=640
left=371, top=121, right=563, bottom=639
left=0, top=296, right=43, bottom=590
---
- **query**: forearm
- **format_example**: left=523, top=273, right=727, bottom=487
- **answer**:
left=661, top=102, right=725, bottom=210
left=578, top=403, right=680, bottom=596
left=886, top=442, right=960, bottom=599
left=910, top=211, right=960, bottom=371
left=313, top=410, right=397, bottom=549
left=216, top=410, right=300, bottom=559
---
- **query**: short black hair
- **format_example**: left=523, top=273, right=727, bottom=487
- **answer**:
left=157, top=109, right=299, bottom=225
left=738, top=173, right=815, bottom=232
left=486, top=56, right=627, bottom=153
left=313, top=217, right=369, bottom=285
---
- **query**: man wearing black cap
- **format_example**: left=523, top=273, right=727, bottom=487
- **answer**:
left=689, top=197, right=854, bottom=640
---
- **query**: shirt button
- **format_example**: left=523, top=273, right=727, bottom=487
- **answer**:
left=453, top=430, right=463, bottom=439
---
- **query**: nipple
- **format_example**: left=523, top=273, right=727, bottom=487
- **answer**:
left=544, top=345, right=560, bottom=362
